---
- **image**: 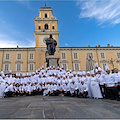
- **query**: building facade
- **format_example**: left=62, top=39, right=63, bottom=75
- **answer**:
left=0, top=5, right=120, bottom=73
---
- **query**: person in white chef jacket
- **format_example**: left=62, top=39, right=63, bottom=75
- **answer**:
left=78, top=80, right=88, bottom=98
left=104, top=66, right=117, bottom=99
left=63, top=80, right=70, bottom=96
left=90, top=70, right=103, bottom=99
left=114, top=68, right=120, bottom=100
left=70, top=80, right=78, bottom=97
left=97, top=68, right=105, bottom=98
left=86, top=71, right=92, bottom=98
left=0, top=74, right=6, bottom=98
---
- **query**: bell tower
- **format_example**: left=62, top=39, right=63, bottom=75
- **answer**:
left=34, top=5, right=59, bottom=47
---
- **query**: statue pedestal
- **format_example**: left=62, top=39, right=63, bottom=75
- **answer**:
left=46, top=55, right=60, bottom=67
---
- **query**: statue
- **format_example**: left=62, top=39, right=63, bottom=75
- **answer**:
left=45, top=34, right=57, bottom=55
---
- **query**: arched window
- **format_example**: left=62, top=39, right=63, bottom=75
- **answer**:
left=45, top=13, right=47, bottom=18
left=52, top=26, right=55, bottom=30
left=44, top=24, right=49, bottom=30
left=38, top=26, right=41, bottom=30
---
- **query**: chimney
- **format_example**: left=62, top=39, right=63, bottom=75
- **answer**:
left=98, top=45, right=100, bottom=47
left=107, top=44, right=110, bottom=47
left=88, top=45, right=90, bottom=47
left=111, top=45, right=113, bottom=47
left=17, top=45, right=19, bottom=48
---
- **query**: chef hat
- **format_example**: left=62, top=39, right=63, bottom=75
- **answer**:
left=82, top=71, right=86, bottom=75
left=1, top=71, right=4, bottom=74
left=9, top=70, right=12, bottom=73
left=79, top=72, right=82, bottom=75
left=95, top=69, right=98, bottom=73
left=42, top=66, right=44, bottom=68
left=69, top=70, right=72, bottom=72
left=22, top=73, right=26, bottom=77
left=98, top=67, right=102, bottom=71
left=50, top=66, right=51, bottom=68
left=57, top=66, right=59, bottom=68
left=32, top=72, right=35, bottom=75
left=73, top=71, right=76, bottom=75
left=26, top=73, right=29, bottom=76
left=54, top=73, right=57, bottom=76
left=95, top=63, right=98, bottom=67
left=90, top=70, right=95, bottom=75
left=87, top=71, right=90, bottom=74
left=105, top=66, right=109, bottom=71
left=63, top=75, right=66, bottom=78
left=53, top=66, right=55, bottom=68
left=66, top=69, right=68, bottom=71
left=36, top=70, right=38, bottom=73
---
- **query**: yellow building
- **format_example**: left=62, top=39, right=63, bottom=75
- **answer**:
left=0, top=5, right=120, bottom=73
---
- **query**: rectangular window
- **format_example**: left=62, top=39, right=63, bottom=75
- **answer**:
left=61, top=53, right=66, bottom=60
left=100, top=52, right=105, bottom=59
left=73, top=53, right=78, bottom=59
left=29, top=63, right=34, bottom=71
left=17, top=53, right=21, bottom=60
left=117, top=52, right=120, bottom=59
left=4, top=64, right=9, bottom=71
left=5, top=53, right=10, bottom=60
left=102, top=63, right=107, bottom=71
left=29, top=53, right=34, bottom=60
left=87, top=53, right=93, bottom=59
left=62, top=63, right=67, bottom=70
left=74, top=63, right=80, bottom=71
left=16, top=64, right=21, bottom=71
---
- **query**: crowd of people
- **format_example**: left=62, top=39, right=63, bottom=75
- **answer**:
left=0, top=63, right=120, bottom=101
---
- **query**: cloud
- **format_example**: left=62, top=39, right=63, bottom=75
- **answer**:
left=65, top=43, right=69, bottom=46
left=0, top=34, right=18, bottom=48
left=77, top=0, right=120, bottom=25
left=0, top=33, right=35, bottom=48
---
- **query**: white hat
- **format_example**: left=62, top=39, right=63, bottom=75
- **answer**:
left=98, top=67, right=102, bottom=71
left=82, top=71, right=86, bottom=75
left=36, top=70, right=38, bottom=73
left=69, top=70, right=72, bottom=72
left=1, top=71, right=4, bottom=74
left=79, top=72, right=82, bottom=75
left=95, top=63, right=98, bottom=67
left=26, top=73, right=29, bottom=76
left=63, top=75, right=66, bottom=78
left=22, top=73, right=26, bottom=77
left=73, top=71, right=76, bottom=75
left=32, top=72, right=35, bottom=75
left=105, top=66, right=109, bottom=71
left=95, top=69, right=98, bottom=73
left=9, top=70, right=12, bottom=73
left=87, top=71, right=90, bottom=74
left=90, top=70, right=95, bottom=75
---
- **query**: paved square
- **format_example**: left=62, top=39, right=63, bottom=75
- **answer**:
left=0, top=96, right=120, bottom=119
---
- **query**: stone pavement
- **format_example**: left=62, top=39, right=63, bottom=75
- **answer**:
left=0, top=96, right=120, bottom=119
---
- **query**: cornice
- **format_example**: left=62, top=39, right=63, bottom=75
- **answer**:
left=34, top=31, right=59, bottom=35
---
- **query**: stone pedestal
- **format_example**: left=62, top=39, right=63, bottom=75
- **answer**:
left=46, top=55, right=60, bottom=67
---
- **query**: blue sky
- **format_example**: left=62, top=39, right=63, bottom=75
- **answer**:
left=0, top=0, right=120, bottom=48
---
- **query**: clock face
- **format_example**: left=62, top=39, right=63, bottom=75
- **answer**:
left=43, top=37, right=48, bottom=44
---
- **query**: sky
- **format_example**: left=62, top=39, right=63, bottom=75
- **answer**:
left=0, top=0, right=120, bottom=48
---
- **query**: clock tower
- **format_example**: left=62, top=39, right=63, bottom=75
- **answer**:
left=34, top=5, right=59, bottom=47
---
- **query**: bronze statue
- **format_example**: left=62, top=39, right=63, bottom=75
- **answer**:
left=45, top=34, right=57, bottom=55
